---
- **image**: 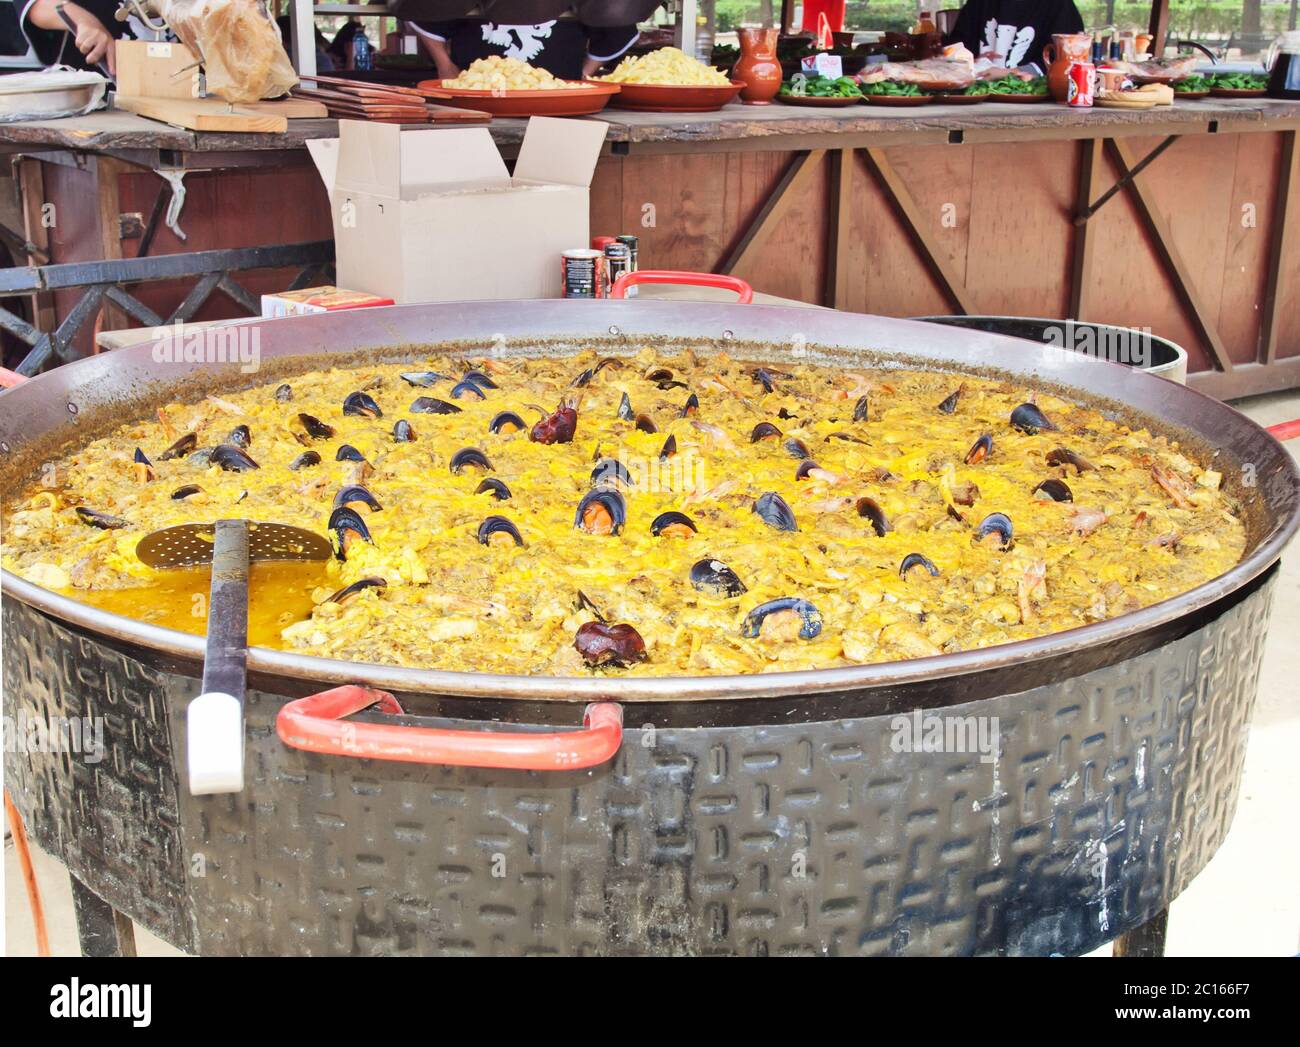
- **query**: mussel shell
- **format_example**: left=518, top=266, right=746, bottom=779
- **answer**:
left=616, top=392, right=634, bottom=421
left=751, top=368, right=781, bottom=394
left=333, top=485, right=383, bottom=512
left=753, top=491, right=798, bottom=532
left=211, top=444, right=260, bottom=472
left=76, top=507, right=128, bottom=529
left=741, top=597, right=823, bottom=640
left=297, top=413, right=335, bottom=440
left=591, top=458, right=634, bottom=488
left=187, top=447, right=215, bottom=468
left=679, top=393, right=700, bottom=418
left=645, top=367, right=672, bottom=382
left=853, top=395, right=869, bottom=423
left=477, top=515, right=524, bottom=547
left=450, top=380, right=487, bottom=401
left=1045, top=447, right=1096, bottom=473
left=290, top=450, right=321, bottom=470
left=274, top=383, right=293, bottom=402
left=450, top=447, right=493, bottom=475
left=899, top=552, right=940, bottom=578
left=462, top=369, right=498, bottom=390
left=1032, top=478, right=1074, bottom=502
left=489, top=411, right=526, bottom=434
left=226, top=425, right=251, bottom=449
left=965, top=433, right=993, bottom=464
left=475, top=478, right=512, bottom=501
left=400, top=371, right=451, bottom=387
left=343, top=391, right=384, bottom=418
left=133, top=447, right=152, bottom=466
left=1010, top=402, right=1058, bottom=435
left=335, top=444, right=367, bottom=463
left=170, top=485, right=202, bottom=500
left=750, top=421, right=782, bottom=443
left=410, top=396, right=461, bottom=415
left=937, top=388, right=961, bottom=414
left=689, top=558, right=747, bottom=598
left=574, top=488, right=626, bottom=535
left=856, top=496, right=891, bottom=537
left=328, top=506, right=373, bottom=560
left=158, top=432, right=197, bottom=460
left=326, top=577, right=387, bottom=604
left=650, top=511, right=697, bottom=537
left=783, top=437, right=811, bottom=460
left=571, top=367, right=595, bottom=388
left=573, top=621, right=647, bottom=667
left=392, top=419, right=417, bottom=442
left=974, top=512, right=1014, bottom=550
left=634, top=413, right=658, bottom=434
left=794, top=460, right=823, bottom=481
left=658, top=435, right=677, bottom=461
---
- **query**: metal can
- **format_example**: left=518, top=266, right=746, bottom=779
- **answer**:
left=1067, top=61, right=1095, bottom=107
left=561, top=249, right=605, bottom=299
left=591, top=235, right=617, bottom=252
left=615, top=234, right=639, bottom=298
left=603, top=242, right=631, bottom=297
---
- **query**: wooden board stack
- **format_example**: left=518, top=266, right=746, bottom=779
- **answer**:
left=293, top=76, right=491, bottom=125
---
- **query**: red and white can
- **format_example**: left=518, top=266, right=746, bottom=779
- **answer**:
left=1066, top=61, right=1095, bottom=107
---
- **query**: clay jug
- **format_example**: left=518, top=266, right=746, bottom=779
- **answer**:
left=734, top=27, right=782, bottom=105
left=1043, top=32, right=1092, bottom=101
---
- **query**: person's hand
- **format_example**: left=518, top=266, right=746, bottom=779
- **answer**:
left=435, top=56, right=460, bottom=80
left=73, top=18, right=115, bottom=74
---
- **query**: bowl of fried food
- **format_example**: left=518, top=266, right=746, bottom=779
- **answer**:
left=597, top=47, right=744, bottom=111
left=419, top=55, right=619, bottom=116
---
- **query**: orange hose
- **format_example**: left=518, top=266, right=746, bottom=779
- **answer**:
left=4, top=790, right=50, bottom=957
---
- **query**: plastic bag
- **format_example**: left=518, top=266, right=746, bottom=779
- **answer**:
left=0, top=67, right=107, bottom=123
left=156, top=0, right=297, bottom=103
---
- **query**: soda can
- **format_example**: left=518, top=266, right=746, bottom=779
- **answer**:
left=615, top=234, right=639, bottom=297
left=1067, top=61, right=1095, bottom=107
left=561, top=249, right=605, bottom=299
left=604, top=242, right=631, bottom=297
left=591, top=235, right=617, bottom=252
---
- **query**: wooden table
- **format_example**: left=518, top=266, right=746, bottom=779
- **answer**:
left=4, top=97, right=1299, bottom=396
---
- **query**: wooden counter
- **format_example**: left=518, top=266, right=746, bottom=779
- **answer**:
left=3, top=97, right=1299, bottom=397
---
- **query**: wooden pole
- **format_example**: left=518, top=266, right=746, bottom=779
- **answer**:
left=1147, top=0, right=1171, bottom=56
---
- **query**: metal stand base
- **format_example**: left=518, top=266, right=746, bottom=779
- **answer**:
left=1112, top=907, right=1169, bottom=957
left=70, top=875, right=137, bottom=958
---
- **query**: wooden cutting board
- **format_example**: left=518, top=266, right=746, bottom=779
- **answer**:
left=115, top=95, right=289, bottom=132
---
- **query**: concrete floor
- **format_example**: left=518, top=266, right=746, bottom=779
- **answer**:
left=5, top=389, right=1299, bottom=957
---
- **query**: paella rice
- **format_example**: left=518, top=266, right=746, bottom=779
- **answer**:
left=0, top=347, right=1246, bottom=676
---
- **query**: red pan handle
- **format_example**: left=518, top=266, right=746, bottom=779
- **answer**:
left=277, top=685, right=623, bottom=771
left=610, top=269, right=754, bottom=303
left=0, top=368, right=27, bottom=388
left=1266, top=419, right=1300, bottom=441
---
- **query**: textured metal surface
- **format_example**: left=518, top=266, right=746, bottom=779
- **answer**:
left=1, top=300, right=1296, bottom=703
left=2, top=598, right=196, bottom=951
left=3, top=569, right=1274, bottom=956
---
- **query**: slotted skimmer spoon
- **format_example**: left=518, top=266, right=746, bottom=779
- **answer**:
left=136, top=520, right=332, bottom=795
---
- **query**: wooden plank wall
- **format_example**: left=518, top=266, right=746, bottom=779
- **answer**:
left=589, top=130, right=1298, bottom=383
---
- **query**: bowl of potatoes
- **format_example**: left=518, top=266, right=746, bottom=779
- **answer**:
left=597, top=46, right=745, bottom=111
left=419, top=56, right=620, bottom=117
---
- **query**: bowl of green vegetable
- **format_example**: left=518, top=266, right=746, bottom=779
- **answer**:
left=982, top=76, right=1051, bottom=102
left=777, top=75, right=863, bottom=107
left=858, top=80, right=933, bottom=106
left=1172, top=74, right=1211, bottom=98
left=1208, top=72, right=1268, bottom=97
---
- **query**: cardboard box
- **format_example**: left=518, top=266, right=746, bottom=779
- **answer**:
left=306, top=117, right=607, bottom=303
left=261, top=286, right=395, bottom=318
